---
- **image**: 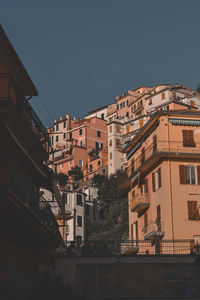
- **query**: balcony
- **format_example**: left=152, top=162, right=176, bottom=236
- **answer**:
left=0, top=74, right=51, bottom=155
left=131, top=193, right=150, bottom=212
left=128, top=140, right=200, bottom=177
left=143, top=220, right=164, bottom=241
left=0, top=160, right=59, bottom=235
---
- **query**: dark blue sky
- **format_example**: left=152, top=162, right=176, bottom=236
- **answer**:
left=1, top=0, right=200, bottom=127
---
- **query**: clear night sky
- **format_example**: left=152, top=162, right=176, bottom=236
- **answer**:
left=1, top=0, right=200, bottom=127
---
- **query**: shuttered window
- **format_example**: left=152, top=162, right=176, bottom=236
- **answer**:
left=126, top=124, right=130, bottom=134
left=179, top=165, right=199, bottom=185
left=144, top=213, right=148, bottom=233
left=153, top=135, right=157, bottom=152
left=116, top=125, right=120, bottom=133
left=139, top=119, right=143, bottom=128
left=182, top=130, right=195, bottom=147
left=187, top=201, right=200, bottom=220
left=161, top=92, right=165, bottom=100
left=131, top=158, right=134, bottom=172
left=152, top=168, right=161, bottom=191
left=141, top=147, right=145, bottom=164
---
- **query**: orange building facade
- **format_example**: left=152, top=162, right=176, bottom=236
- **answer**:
left=124, top=110, right=200, bottom=249
left=49, top=116, right=108, bottom=181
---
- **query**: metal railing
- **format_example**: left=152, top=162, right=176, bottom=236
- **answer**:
left=0, top=160, right=58, bottom=232
left=128, top=140, right=200, bottom=176
left=56, top=239, right=200, bottom=257
left=130, top=193, right=150, bottom=212
left=0, top=74, right=51, bottom=153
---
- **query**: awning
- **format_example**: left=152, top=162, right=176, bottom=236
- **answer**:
left=169, top=118, right=200, bottom=126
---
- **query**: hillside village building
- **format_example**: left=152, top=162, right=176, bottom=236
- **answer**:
left=124, top=110, right=200, bottom=246
left=49, top=115, right=108, bottom=181
left=107, top=84, right=200, bottom=175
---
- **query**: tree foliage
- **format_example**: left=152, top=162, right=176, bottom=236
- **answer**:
left=68, top=166, right=83, bottom=181
left=88, top=170, right=129, bottom=240
left=55, top=172, right=68, bottom=187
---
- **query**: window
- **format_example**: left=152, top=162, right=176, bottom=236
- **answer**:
left=63, top=121, right=66, bottom=128
left=89, top=164, right=93, bottom=172
left=126, top=124, right=130, bottom=134
left=69, top=160, right=72, bottom=166
left=190, top=100, right=195, bottom=107
left=79, top=140, right=83, bottom=147
left=96, top=142, right=103, bottom=150
left=109, top=139, right=112, bottom=146
left=97, top=130, right=101, bottom=137
left=69, top=132, right=72, bottom=139
left=116, top=139, right=121, bottom=146
left=182, top=130, right=195, bottom=147
left=61, top=163, right=64, bottom=169
left=161, top=92, right=165, bottom=100
left=98, top=160, right=101, bottom=166
left=79, top=129, right=83, bottom=136
left=63, top=133, right=66, bottom=139
left=77, top=216, right=82, bottom=227
left=51, top=136, right=53, bottom=145
left=131, top=158, right=134, bottom=172
left=141, top=178, right=148, bottom=194
left=139, top=119, right=143, bottom=128
left=187, top=201, right=200, bottom=220
left=120, top=103, right=122, bottom=109
left=152, top=168, right=161, bottom=192
left=110, top=152, right=112, bottom=159
left=116, top=125, right=120, bottom=133
left=110, top=126, right=112, bottom=133
left=149, top=98, right=152, bottom=105
left=179, top=165, right=199, bottom=185
left=117, top=104, right=119, bottom=110
left=126, top=112, right=129, bottom=118
left=56, top=124, right=59, bottom=131
left=101, top=113, right=104, bottom=120
left=144, top=213, right=148, bottom=233
left=56, top=136, right=59, bottom=142
left=140, top=100, right=142, bottom=107
left=156, top=205, right=162, bottom=231
left=77, top=194, right=83, bottom=206
left=141, top=147, right=145, bottom=164
left=123, top=102, right=125, bottom=108
left=126, top=99, right=129, bottom=106
left=79, top=160, right=83, bottom=166
left=153, top=135, right=157, bottom=152
left=134, top=104, right=136, bottom=111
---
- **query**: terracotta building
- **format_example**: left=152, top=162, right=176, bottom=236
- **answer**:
left=0, top=26, right=62, bottom=297
left=123, top=110, right=200, bottom=249
left=108, top=84, right=200, bottom=175
left=49, top=116, right=108, bottom=181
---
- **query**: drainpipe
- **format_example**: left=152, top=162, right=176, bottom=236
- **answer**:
left=167, top=117, right=175, bottom=243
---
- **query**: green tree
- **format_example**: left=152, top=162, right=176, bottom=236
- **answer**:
left=68, top=166, right=83, bottom=181
left=55, top=172, right=68, bottom=187
left=88, top=170, right=129, bottom=240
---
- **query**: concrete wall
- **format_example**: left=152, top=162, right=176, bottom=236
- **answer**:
left=55, top=255, right=200, bottom=299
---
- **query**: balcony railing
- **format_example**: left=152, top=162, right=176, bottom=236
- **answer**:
left=143, top=220, right=164, bottom=240
left=56, top=239, right=199, bottom=256
left=0, top=160, right=58, bottom=232
left=130, top=193, right=150, bottom=212
left=0, top=74, right=51, bottom=153
left=128, top=140, right=200, bottom=176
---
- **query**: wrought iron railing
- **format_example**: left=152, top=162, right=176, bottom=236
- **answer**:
left=0, top=74, right=51, bottom=153
left=56, top=239, right=200, bottom=256
left=0, top=160, right=58, bottom=232
left=128, top=140, right=200, bottom=176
